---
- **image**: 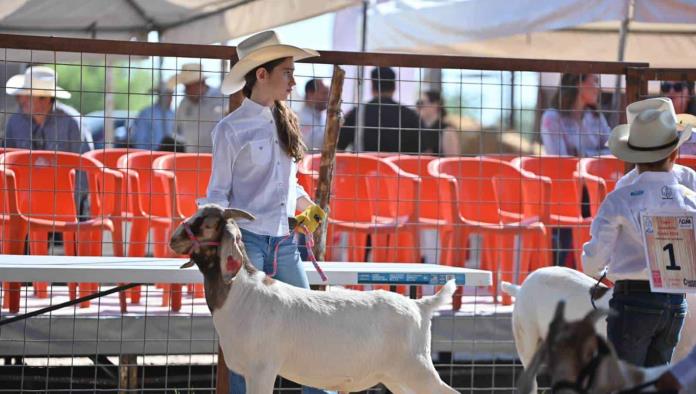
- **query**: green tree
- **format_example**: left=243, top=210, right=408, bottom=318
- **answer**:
left=53, top=62, right=157, bottom=114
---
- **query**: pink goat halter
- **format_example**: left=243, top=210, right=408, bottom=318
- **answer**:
left=183, top=221, right=221, bottom=253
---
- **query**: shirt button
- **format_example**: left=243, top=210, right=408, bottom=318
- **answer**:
left=281, top=203, right=285, bottom=206
left=276, top=161, right=280, bottom=165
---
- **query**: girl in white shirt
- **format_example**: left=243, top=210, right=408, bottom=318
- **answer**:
left=203, top=31, right=330, bottom=394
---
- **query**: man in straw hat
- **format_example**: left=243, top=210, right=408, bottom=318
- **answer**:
left=199, top=30, right=331, bottom=394
left=170, top=63, right=226, bottom=153
left=4, top=66, right=82, bottom=153
left=582, top=97, right=695, bottom=367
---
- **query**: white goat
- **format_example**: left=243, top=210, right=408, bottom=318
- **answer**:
left=169, top=204, right=459, bottom=394
left=517, top=301, right=670, bottom=394
left=502, top=266, right=695, bottom=392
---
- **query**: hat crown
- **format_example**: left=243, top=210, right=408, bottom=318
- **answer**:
left=626, top=97, right=677, bottom=123
left=236, top=31, right=281, bottom=60
left=627, top=108, right=679, bottom=149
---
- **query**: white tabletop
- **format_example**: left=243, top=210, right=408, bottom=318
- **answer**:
left=0, top=255, right=491, bottom=287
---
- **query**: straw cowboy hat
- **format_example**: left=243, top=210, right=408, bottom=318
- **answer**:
left=6, top=66, right=71, bottom=99
left=168, top=63, right=207, bottom=90
left=221, top=30, right=319, bottom=95
left=609, top=97, right=694, bottom=163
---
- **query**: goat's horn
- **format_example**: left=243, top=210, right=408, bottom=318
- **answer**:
left=517, top=339, right=547, bottom=394
left=583, top=307, right=612, bottom=325
left=224, top=208, right=256, bottom=221
left=180, top=260, right=195, bottom=269
left=549, top=300, right=566, bottom=338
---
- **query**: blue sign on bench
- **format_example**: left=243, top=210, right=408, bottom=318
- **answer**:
left=357, top=272, right=466, bottom=285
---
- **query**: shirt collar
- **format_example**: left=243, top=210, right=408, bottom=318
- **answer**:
left=242, top=97, right=273, bottom=119
left=634, top=171, right=679, bottom=184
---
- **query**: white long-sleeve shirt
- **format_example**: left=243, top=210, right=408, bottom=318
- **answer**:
left=582, top=171, right=696, bottom=282
left=199, top=98, right=310, bottom=236
left=615, top=163, right=696, bottom=190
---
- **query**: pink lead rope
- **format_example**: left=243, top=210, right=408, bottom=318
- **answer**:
left=271, top=224, right=328, bottom=282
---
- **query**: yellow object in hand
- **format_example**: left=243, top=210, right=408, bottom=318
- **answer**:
left=295, top=204, right=326, bottom=233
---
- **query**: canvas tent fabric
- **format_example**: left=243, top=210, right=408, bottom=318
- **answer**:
left=0, top=0, right=360, bottom=44
left=367, top=0, right=696, bottom=68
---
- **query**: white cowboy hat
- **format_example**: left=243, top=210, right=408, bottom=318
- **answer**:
left=609, top=97, right=694, bottom=163
left=6, top=66, right=71, bottom=99
left=168, top=63, right=207, bottom=89
left=221, top=30, right=319, bottom=95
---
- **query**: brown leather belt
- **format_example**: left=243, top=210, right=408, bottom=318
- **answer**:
left=614, top=280, right=651, bottom=293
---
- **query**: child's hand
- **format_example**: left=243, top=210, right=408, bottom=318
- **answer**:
left=295, top=205, right=326, bottom=233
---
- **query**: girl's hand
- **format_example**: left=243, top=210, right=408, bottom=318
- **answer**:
left=295, top=205, right=326, bottom=233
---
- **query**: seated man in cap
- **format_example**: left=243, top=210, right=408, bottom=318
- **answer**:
left=130, top=85, right=175, bottom=151
left=583, top=97, right=695, bottom=367
left=170, top=63, right=227, bottom=153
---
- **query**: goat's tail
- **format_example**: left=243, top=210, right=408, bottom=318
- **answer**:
left=501, top=281, right=520, bottom=297
left=416, top=279, right=456, bottom=315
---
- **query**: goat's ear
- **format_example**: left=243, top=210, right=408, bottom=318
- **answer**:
left=549, top=300, right=566, bottom=337
left=517, top=340, right=547, bottom=394
left=582, top=307, right=612, bottom=326
left=218, top=224, right=244, bottom=282
left=224, top=208, right=255, bottom=222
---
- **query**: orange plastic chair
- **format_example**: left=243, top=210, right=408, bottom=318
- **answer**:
left=0, top=150, right=125, bottom=312
left=577, top=156, right=625, bottom=217
left=431, top=157, right=549, bottom=304
left=677, top=154, right=696, bottom=170
left=83, top=148, right=145, bottom=303
left=83, top=148, right=145, bottom=257
left=385, top=155, right=453, bottom=264
left=300, top=153, right=420, bottom=265
left=152, top=153, right=212, bottom=301
left=513, top=156, right=591, bottom=271
left=116, top=151, right=179, bottom=308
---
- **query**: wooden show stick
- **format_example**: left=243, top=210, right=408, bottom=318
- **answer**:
left=313, top=65, right=345, bottom=261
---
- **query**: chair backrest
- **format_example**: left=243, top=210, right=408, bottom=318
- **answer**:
left=677, top=154, right=696, bottom=171
left=578, top=156, right=625, bottom=194
left=116, top=151, right=170, bottom=217
left=386, top=155, right=445, bottom=221
left=153, top=153, right=212, bottom=218
left=0, top=150, right=104, bottom=222
left=434, top=157, right=534, bottom=223
left=302, top=153, right=418, bottom=223
left=513, top=156, right=582, bottom=218
left=83, top=148, right=144, bottom=215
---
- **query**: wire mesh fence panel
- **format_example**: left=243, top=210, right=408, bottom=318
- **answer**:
left=0, top=33, right=668, bottom=393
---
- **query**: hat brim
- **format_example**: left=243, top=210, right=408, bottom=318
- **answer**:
left=221, top=45, right=319, bottom=95
left=6, top=74, right=71, bottom=99
left=609, top=123, right=693, bottom=163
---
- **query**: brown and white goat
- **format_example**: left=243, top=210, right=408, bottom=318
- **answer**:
left=517, top=301, right=670, bottom=394
left=169, top=204, right=459, bottom=394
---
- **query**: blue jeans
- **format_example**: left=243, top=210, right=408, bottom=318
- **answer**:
left=228, top=228, right=333, bottom=394
left=607, top=290, right=687, bottom=367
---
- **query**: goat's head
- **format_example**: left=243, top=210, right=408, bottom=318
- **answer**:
left=517, top=301, right=621, bottom=394
left=170, top=204, right=256, bottom=284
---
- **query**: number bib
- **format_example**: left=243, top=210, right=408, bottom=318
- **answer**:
left=640, top=210, right=696, bottom=293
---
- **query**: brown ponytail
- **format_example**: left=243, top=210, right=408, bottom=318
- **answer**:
left=243, top=57, right=306, bottom=162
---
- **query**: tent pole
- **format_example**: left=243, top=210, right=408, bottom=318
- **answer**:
left=354, top=0, right=369, bottom=151
left=612, top=0, right=635, bottom=126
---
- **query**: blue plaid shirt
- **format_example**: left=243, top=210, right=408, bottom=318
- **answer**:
left=5, top=107, right=83, bottom=153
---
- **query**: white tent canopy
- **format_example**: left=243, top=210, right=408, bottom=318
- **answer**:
left=0, top=0, right=360, bottom=44
left=367, top=0, right=696, bottom=68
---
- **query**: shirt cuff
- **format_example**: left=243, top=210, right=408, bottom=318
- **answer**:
left=196, top=198, right=230, bottom=208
